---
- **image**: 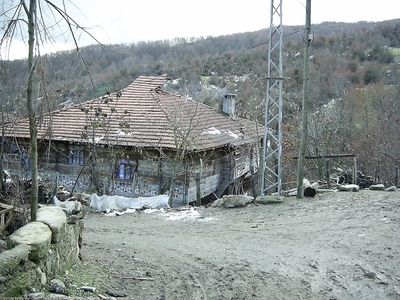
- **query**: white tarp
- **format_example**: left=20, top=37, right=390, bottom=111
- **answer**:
left=90, top=193, right=170, bottom=211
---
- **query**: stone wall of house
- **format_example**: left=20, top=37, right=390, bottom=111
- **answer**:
left=0, top=202, right=84, bottom=297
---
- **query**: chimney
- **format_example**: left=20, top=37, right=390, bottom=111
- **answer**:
left=223, top=94, right=236, bottom=117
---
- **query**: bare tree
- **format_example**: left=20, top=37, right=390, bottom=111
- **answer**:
left=78, top=89, right=127, bottom=195
left=235, top=76, right=267, bottom=197
left=149, top=91, right=204, bottom=207
left=0, top=0, right=100, bottom=221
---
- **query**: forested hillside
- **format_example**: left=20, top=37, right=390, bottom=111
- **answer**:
left=2, top=19, right=400, bottom=186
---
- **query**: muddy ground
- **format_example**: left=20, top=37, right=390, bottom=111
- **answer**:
left=81, top=190, right=400, bottom=299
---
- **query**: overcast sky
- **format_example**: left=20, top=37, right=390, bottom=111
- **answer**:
left=3, top=0, right=400, bottom=60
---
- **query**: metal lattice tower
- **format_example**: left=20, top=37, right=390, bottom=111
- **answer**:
left=261, top=0, right=283, bottom=196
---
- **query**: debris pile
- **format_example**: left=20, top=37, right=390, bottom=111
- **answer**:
left=337, top=170, right=374, bottom=189
left=0, top=173, right=89, bottom=237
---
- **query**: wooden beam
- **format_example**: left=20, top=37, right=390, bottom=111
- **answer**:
left=293, top=153, right=356, bottom=159
left=0, top=211, right=15, bottom=234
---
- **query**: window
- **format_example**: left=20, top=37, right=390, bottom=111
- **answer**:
left=68, top=145, right=84, bottom=165
left=115, top=159, right=137, bottom=180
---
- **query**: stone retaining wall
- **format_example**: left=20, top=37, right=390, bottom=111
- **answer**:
left=0, top=202, right=84, bottom=297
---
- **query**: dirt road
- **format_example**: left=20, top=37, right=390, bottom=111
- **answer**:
left=81, top=190, right=400, bottom=299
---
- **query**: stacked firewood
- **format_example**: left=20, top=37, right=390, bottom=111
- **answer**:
left=337, top=170, right=374, bottom=189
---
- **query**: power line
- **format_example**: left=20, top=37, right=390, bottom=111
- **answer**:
left=176, top=30, right=300, bottom=74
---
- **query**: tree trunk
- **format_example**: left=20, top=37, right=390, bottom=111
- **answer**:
left=168, top=176, right=175, bottom=208
left=27, top=0, right=38, bottom=221
left=195, top=172, right=201, bottom=206
left=0, top=108, right=5, bottom=195
left=168, top=154, right=181, bottom=207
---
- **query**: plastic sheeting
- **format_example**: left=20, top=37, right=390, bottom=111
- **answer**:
left=90, top=193, right=170, bottom=211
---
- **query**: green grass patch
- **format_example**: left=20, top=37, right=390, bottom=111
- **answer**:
left=388, top=47, right=400, bottom=56
left=63, top=256, right=112, bottom=297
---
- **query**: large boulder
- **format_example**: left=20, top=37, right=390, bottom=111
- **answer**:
left=255, top=195, right=284, bottom=204
left=8, top=222, right=52, bottom=261
left=36, top=206, right=67, bottom=243
left=211, top=198, right=225, bottom=208
left=385, top=186, right=397, bottom=191
left=369, top=184, right=385, bottom=190
left=339, top=184, right=360, bottom=192
left=0, top=244, right=31, bottom=275
left=219, top=195, right=253, bottom=208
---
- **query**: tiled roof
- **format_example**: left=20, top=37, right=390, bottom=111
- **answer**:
left=5, top=76, right=261, bottom=151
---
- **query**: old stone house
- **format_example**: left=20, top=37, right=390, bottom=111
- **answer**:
left=4, top=76, right=262, bottom=206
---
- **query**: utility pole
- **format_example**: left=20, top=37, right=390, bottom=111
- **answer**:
left=261, top=0, right=283, bottom=197
left=296, top=0, right=312, bottom=198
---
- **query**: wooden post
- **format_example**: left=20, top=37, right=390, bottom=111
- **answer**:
left=196, top=172, right=201, bottom=206
left=103, top=178, right=107, bottom=195
left=395, top=166, right=399, bottom=189
left=52, top=172, right=59, bottom=198
left=325, top=159, right=330, bottom=188
left=132, top=172, right=137, bottom=198
left=352, top=157, right=357, bottom=185
left=374, top=168, right=379, bottom=184
left=296, top=0, right=312, bottom=198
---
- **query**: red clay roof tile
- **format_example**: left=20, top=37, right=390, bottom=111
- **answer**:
left=5, top=76, right=261, bottom=151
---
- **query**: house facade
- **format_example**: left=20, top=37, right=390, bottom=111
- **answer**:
left=4, top=76, right=262, bottom=206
